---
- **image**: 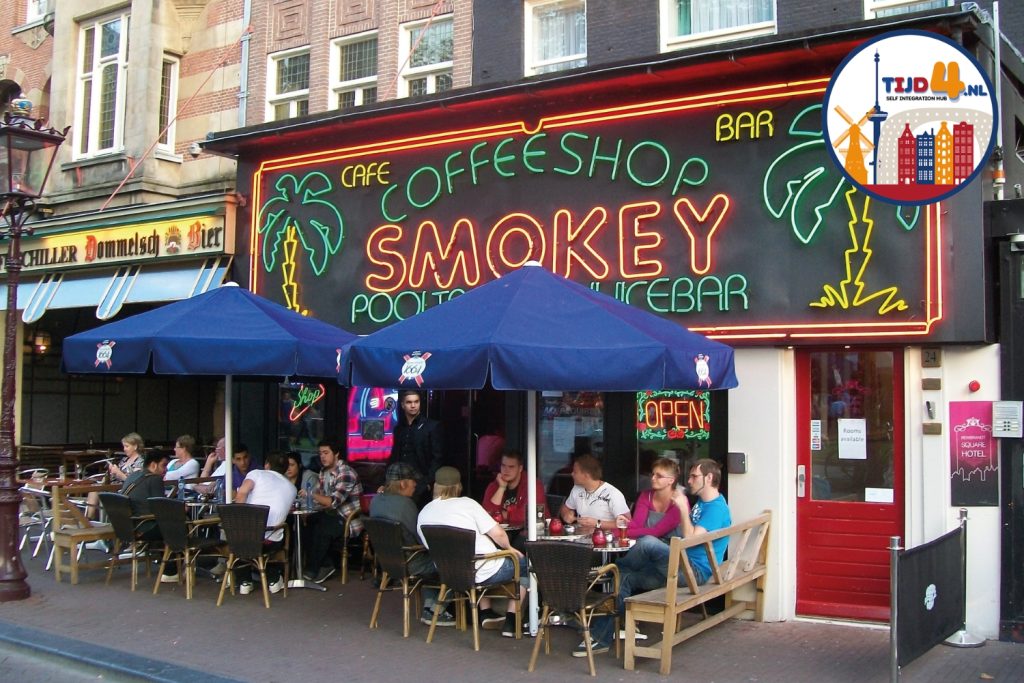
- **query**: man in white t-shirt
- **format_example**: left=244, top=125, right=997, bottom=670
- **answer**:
left=417, top=466, right=528, bottom=638
left=232, top=451, right=297, bottom=595
left=559, top=454, right=630, bottom=532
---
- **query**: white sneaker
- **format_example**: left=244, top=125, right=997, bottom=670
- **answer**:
left=239, top=581, right=254, bottom=595
left=268, top=577, right=285, bottom=594
left=210, top=560, right=227, bottom=576
left=619, top=629, right=648, bottom=641
left=160, top=573, right=179, bottom=583
left=84, top=540, right=108, bottom=552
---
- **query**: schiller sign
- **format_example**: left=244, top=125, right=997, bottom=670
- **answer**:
left=250, top=76, right=978, bottom=341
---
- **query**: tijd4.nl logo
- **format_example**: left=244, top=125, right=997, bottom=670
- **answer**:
left=822, top=30, right=997, bottom=206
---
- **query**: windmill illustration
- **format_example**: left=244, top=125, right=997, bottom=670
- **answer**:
left=832, top=106, right=874, bottom=186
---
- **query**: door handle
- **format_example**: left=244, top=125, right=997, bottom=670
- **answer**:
left=797, top=465, right=806, bottom=498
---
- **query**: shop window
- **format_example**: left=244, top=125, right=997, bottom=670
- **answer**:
left=157, top=56, right=179, bottom=153
left=75, top=12, right=130, bottom=158
left=267, top=49, right=310, bottom=121
left=399, top=16, right=453, bottom=98
left=659, top=0, right=775, bottom=52
left=866, top=0, right=952, bottom=19
left=524, top=0, right=587, bottom=76
left=331, top=32, right=378, bottom=111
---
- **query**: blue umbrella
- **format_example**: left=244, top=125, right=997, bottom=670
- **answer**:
left=340, top=262, right=737, bottom=633
left=340, top=263, right=737, bottom=391
left=63, top=283, right=356, bottom=496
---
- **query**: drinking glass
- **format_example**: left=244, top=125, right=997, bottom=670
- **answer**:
left=617, top=517, right=629, bottom=546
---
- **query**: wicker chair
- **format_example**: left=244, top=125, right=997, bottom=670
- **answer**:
left=339, top=508, right=364, bottom=584
left=420, top=524, right=522, bottom=651
left=216, top=503, right=290, bottom=609
left=149, top=497, right=224, bottom=599
left=525, top=540, right=620, bottom=677
left=364, top=517, right=438, bottom=637
left=98, top=492, right=157, bottom=591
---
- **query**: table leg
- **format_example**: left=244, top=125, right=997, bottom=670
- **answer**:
left=287, top=512, right=325, bottom=592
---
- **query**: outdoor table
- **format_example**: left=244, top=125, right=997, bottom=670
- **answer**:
left=288, top=504, right=328, bottom=592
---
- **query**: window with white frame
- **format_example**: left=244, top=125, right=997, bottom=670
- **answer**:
left=525, top=0, right=587, bottom=76
left=267, top=49, right=310, bottom=121
left=660, top=0, right=775, bottom=51
left=331, top=33, right=378, bottom=110
left=865, top=0, right=952, bottom=19
left=157, top=56, right=179, bottom=152
left=400, top=17, right=453, bottom=98
left=75, top=12, right=130, bottom=158
left=26, top=0, right=51, bottom=23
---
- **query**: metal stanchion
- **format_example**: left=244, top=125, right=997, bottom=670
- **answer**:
left=889, top=535, right=902, bottom=683
left=944, top=508, right=985, bottom=648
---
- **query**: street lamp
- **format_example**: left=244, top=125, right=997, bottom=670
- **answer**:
left=0, top=97, right=67, bottom=602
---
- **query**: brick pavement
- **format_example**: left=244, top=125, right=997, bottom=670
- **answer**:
left=0, top=548, right=1020, bottom=682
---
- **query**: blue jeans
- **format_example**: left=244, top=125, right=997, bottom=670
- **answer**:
left=481, top=555, right=530, bottom=588
left=589, top=536, right=709, bottom=647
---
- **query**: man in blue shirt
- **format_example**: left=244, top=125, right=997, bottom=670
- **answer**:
left=580, top=459, right=731, bottom=657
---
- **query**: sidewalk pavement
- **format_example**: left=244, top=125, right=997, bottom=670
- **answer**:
left=0, top=547, right=1020, bottom=682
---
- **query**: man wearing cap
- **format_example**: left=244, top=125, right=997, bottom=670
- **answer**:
left=370, top=462, right=454, bottom=626
left=389, top=390, right=443, bottom=505
left=417, top=466, right=528, bottom=638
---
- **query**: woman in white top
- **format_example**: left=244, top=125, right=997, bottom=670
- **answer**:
left=164, top=434, right=201, bottom=483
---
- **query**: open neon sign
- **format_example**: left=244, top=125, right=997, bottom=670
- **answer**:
left=636, top=390, right=710, bottom=441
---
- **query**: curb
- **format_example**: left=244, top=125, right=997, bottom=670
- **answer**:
left=0, top=619, right=243, bottom=683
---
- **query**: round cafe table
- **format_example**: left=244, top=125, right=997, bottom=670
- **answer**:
left=288, top=505, right=327, bottom=591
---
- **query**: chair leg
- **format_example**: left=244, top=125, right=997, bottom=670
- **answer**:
left=70, top=541, right=81, bottom=585
left=154, top=548, right=172, bottom=595
left=659, top=611, right=674, bottom=676
left=258, top=559, right=271, bottom=609
left=402, top=578, right=411, bottom=638
left=369, top=571, right=388, bottom=630
left=427, top=585, right=448, bottom=644
left=105, top=540, right=121, bottom=585
left=623, top=608, right=636, bottom=671
left=216, top=555, right=234, bottom=607
left=528, top=606, right=550, bottom=672
left=581, top=621, right=596, bottom=677
left=470, top=588, right=480, bottom=652
left=341, top=545, right=348, bottom=585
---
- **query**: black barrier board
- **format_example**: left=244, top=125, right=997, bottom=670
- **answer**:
left=896, top=527, right=963, bottom=666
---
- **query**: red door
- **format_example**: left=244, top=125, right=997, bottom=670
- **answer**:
left=796, top=349, right=904, bottom=621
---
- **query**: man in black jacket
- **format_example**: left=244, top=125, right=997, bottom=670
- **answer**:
left=389, top=390, right=443, bottom=506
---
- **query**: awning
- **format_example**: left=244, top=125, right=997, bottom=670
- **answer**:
left=0, top=256, right=231, bottom=323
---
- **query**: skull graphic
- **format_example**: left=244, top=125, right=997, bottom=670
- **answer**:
left=924, top=583, right=938, bottom=610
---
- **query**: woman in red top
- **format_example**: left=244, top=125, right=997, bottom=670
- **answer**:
left=621, top=457, right=683, bottom=540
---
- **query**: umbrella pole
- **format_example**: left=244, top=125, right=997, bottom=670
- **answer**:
left=225, top=375, right=233, bottom=502
left=527, top=390, right=538, bottom=636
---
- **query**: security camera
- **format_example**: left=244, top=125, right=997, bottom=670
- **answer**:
left=188, top=142, right=202, bottom=158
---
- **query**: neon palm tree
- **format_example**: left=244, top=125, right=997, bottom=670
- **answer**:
left=257, top=171, right=344, bottom=312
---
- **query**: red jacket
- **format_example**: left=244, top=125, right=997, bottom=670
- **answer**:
left=482, top=477, right=547, bottom=526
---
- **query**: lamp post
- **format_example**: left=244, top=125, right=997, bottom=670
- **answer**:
left=0, top=97, right=67, bottom=602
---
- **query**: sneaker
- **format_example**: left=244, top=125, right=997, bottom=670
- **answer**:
left=239, top=581, right=253, bottom=595
left=210, top=560, right=227, bottom=576
left=572, top=638, right=610, bottom=657
left=421, top=606, right=456, bottom=627
left=268, top=576, right=285, bottom=594
left=501, top=613, right=520, bottom=638
left=312, top=566, right=336, bottom=584
left=619, top=629, right=648, bottom=641
left=476, top=607, right=504, bottom=629
left=159, top=573, right=179, bottom=583
left=84, top=540, right=109, bottom=552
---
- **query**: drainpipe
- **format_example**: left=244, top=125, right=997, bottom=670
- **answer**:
left=238, top=0, right=252, bottom=127
left=991, top=2, right=1005, bottom=200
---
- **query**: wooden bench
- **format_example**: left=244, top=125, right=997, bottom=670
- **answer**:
left=623, top=510, right=771, bottom=675
left=51, top=483, right=120, bottom=584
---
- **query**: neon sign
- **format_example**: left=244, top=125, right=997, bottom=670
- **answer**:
left=636, top=390, right=710, bottom=441
left=247, top=76, right=960, bottom=342
left=289, top=383, right=326, bottom=422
